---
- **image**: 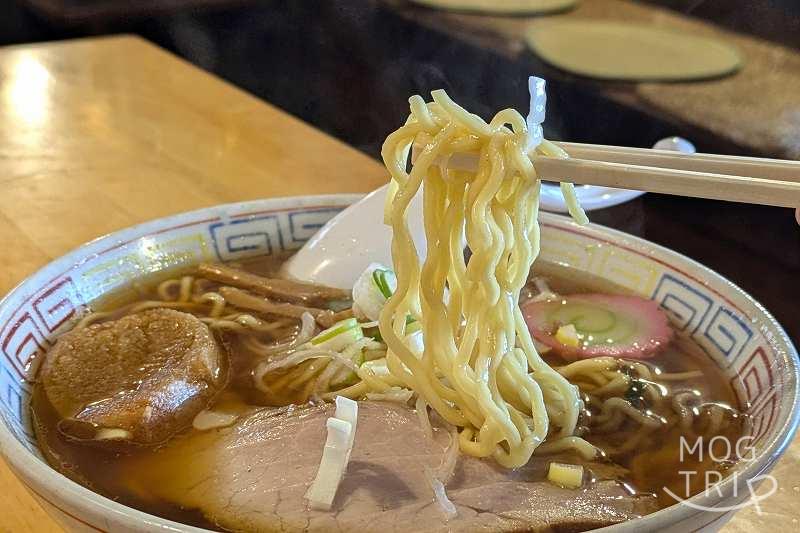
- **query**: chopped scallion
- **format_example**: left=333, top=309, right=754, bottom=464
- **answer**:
left=309, top=318, right=363, bottom=351
left=372, top=269, right=394, bottom=299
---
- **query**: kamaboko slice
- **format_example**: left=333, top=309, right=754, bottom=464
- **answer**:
left=522, top=294, right=672, bottom=360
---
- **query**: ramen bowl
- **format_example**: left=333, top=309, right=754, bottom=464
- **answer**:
left=0, top=195, right=797, bottom=533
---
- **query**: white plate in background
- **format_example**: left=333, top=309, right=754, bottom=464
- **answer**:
left=540, top=183, right=646, bottom=212
left=540, top=136, right=696, bottom=212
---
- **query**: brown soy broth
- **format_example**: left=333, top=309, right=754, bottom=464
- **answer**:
left=528, top=262, right=744, bottom=506
left=86, top=252, right=294, bottom=313
left=30, top=257, right=745, bottom=530
left=545, top=340, right=743, bottom=507
left=30, top=254, right=297, bottom=530
left=31, top=385, right=221, bottom=529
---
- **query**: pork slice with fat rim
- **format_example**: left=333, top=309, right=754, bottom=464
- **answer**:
left=118, top=401, right=658, bottom=531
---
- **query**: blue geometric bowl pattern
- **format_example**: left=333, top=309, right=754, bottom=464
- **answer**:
left=0, top=198, right=354, bottom=457
left=537, top=220, right=795, bottom=449
left=0, top=196, right=797, bottom=533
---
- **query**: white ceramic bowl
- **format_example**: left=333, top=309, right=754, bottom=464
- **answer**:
left=0, top=195, right=797, bottom=533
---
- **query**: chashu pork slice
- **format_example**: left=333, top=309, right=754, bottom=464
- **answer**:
left=40, top=308, right=227, bottom=445
left=118, top=401, right=657, bottom=531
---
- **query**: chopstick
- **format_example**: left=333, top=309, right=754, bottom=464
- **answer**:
left=554, top=142, right=800, bottom=184
left=412, top=141, right=800, bottom=208
left=535, top=157, right=800, bottom=208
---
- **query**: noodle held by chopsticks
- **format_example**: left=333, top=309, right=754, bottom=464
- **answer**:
left=378, top=86, right=591, bottom=468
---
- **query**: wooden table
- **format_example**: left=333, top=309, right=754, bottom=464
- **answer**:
left=0, top=36, right=795, bottom=532
left=0, top=35, right=387, bottom=532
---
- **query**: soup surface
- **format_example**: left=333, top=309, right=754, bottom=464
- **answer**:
left=31, top=256, right=745, bottom=532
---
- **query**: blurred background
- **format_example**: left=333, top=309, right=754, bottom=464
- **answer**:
left=0, top=0, right=798, bottom=335
left=1, top=0, right=798, bottom=157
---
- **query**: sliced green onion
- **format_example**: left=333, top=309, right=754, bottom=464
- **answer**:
left=310, top=318, right=363, bottom=352
left=372, top=269, right=394, bottom=299
left=312, top=318, right=358, bottom=344
left=353, top=264, right=396, bottom=321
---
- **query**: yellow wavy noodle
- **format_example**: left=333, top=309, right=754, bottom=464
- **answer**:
left=378, top=90, right=590, bottom=467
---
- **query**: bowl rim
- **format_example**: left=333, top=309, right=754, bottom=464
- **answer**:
left=542, top=212, right=800, bottom=531
left=0, top=193, right=796, bottom=533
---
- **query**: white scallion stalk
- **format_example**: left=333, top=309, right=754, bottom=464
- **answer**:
left=352, top=263, right=397, bottom=321
left=305, top=397, right=359, bottom=511
left=309, top=318, right=364, bottom=352
left=334, top=395, right=358, bottom=433
left=547, top=462, right=584, bottom=489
